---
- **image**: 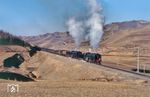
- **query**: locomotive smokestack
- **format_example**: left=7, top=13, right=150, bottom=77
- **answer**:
left=67, top=0, right=104, bottom=49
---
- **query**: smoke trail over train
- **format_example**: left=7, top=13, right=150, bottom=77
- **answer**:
left=67, top=0, right=104, bottom=48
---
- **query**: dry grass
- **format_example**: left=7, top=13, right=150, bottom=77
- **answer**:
left=28, top=51, right=135, bottom=81
left=0, top=80, right=150, bottom=97
left=0, top=49, right=150, bottom=97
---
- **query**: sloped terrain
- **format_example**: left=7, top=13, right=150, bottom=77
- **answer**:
left=0, top=46, right=29, bottom=66
left=21, top=20, right=150, bottom=71
left=0, top=31, right=35, bottom=81
left=22, top=20, right=150, bottom=49
left=21, top=51, right=150, bottom=82
left=0, top=30, right=30, bottom=47
left=21, top=32, right=75, bottom=49
left=0, top=48, right=150, bottom=97
left=0, top=45, right=27, bottom=52
left=101, top=20, right=150, bottom=48
left=0, top=49, right=32, bottom=81
left=26, top=51, right=122, bottom=81
left=0, top=29, right=150, bottom=96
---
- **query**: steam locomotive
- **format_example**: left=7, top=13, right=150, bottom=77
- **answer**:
left=41, top=48, right=102, bottom=65
left=66, top=51, right=102, bottom=64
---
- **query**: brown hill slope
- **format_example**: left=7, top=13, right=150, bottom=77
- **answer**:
left=0, top=30, right=31, bottom=47
left=22, top=51, right=149, bottom=82
left=102, top=20, right=150, bottom=48
left=21, top=32, right=74, bottom=49
left=21, top=20, right=150, bottom=69
left=22, top=20, right=150, bottom=49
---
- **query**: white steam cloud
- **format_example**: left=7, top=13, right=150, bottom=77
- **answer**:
left=67, top=17, right=84, bottom=47
left=67, top=0, right=104, bottom=48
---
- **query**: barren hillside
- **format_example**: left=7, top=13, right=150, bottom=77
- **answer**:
left=102, top=20, right=150, bottom=48
left=21, top=32, right=74, bottom=49
left=0, top=51, right=150, bottom=97
left=21, top=51, right=150, bottom=82
left=22, top=20, right=150, bottom=49
left=22, top=51, right=119, bottom=81
left=21, top=20, right=150, bottom=69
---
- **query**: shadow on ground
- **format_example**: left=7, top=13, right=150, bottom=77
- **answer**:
left=0, top=72, right=34, bottom=81
left=3, top=54, right=24, bottom=68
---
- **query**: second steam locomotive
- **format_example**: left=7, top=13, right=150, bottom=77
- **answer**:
left=41, top=48, right=102, bottom=65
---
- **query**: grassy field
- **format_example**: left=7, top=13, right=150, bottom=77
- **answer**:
left=0, top=80, right=150, bottom=97
left=0, top=51, right=150, bottom=97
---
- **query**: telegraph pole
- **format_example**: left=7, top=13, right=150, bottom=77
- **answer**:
left=143, top=64, right=146, bottom=73
left=137, top=47, right=140, bottom=73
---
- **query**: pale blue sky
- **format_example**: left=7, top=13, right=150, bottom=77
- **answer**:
left=0, top=0, right=150, bottom=36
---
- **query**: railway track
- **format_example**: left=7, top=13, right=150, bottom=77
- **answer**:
left=100, top=64, right=150, bottom=81
left=41, top=48, right=150, bottom=81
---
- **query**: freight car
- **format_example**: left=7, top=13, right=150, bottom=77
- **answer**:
left=57, top=50, right=68, bottom=56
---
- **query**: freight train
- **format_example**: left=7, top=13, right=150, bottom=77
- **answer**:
left=41, top=48, right=102, bottom=64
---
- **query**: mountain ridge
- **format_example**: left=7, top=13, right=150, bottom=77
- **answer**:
left=21, top=20, right=150, bottom=49
left=0, top=30, right=31, bottom=47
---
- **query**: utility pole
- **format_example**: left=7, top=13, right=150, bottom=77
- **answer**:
left=143, top=64, right=146, bottom=73
left=137, top=47, right=140, bottom=73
